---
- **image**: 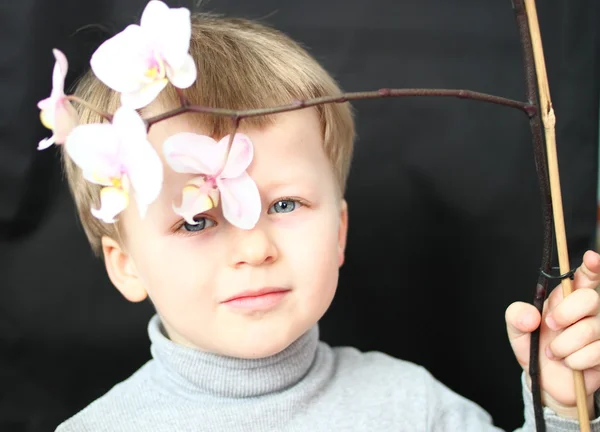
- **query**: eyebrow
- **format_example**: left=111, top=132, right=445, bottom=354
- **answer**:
left=260, top=174, right=319, bottom=191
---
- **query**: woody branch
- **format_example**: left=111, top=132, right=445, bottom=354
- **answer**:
left=63, top=2, right=565, bottom=430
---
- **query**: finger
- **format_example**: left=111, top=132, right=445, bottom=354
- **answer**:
left=545, top=251, right=600, bottom=313
left=506, top=302, right=541, bottom=367
left=545, top=281, right=567, bottom=317
left=547, top=316, right=600, bottom=360
left=583, top=368, right=600, bottom=395
left=573, top=250, right=600, bottom=291
left=545, top=288, right=600, bottom=331
left=562, top=339, right=600, bottom=371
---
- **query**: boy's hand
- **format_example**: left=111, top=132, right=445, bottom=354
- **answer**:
left=506, top=250, right=600, bottom=419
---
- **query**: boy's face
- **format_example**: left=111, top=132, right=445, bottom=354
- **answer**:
left=103, top=108, right=348, bottom=358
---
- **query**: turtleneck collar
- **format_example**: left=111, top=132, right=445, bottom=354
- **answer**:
left=148, top=314, right=320, bottom=399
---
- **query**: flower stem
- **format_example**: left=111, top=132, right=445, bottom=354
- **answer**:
left=220, top=118, right=241, bottom=176
left=65, top=95, right=113, bottom=122
left=144, top=89, right=534, bottom=128
left=175, top=87, right=190, bottom=107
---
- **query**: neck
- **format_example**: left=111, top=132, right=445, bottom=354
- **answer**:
left=148, top=315, right=320, bottom=398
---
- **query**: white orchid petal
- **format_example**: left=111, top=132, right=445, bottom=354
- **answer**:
left=91, top=186, right=129, bottom=224
left=163, top=133, right=227, bottom=175
left=37, top=136, right=55, bottom=151
left=140, top=1, right=191, bottom=69
left=51, top=49, right=68, bottom=96
left=127, top=143, right=164, bottom=218
left=112, top=106, right=147, bottom=139
left=37, top=97, right=52, bottom=112
left=173, top=185, right=214, bottom=225
left=120, top=78, right=168, bottom=109
left=166, top=55, right=196, bottom=89
left=219, top=134, right=254, bottom=179
left=140, top=1, right=171, bottom=34
left=218, top=173, right=261, bottom=230
left=82, top=169, right=113, bottom=187
left=65, top=124, right=121, bottom=179
left=157, top=9, right=192, bottom=69
left=90, top=25, right=151, bottom=94
left=107, top=107, right=163, bottom=215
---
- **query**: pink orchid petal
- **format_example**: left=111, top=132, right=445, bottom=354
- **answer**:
left=187, top=176, right=209, bottom=188
left=91, top=186, right=129, bottom=224
left=141, top=1, right=191, bottom=70
left=51, top=49, right=68, bottom=97
left=37, top=49, right=70, bottom=151
left=65, top=124, right=121, bottom=180
left=120, top=78, right=168, bottom=109
left=90, top=25, right=150, bottom=94
left=37, top=97, right=77, bottom=148
left=217, top=173, right=261, bottom=229
left=166, top=54, right=196, bottom=89
left=53, top=100, right=79, bottom=144
left=163, top=133, right=226, bottom=175
left=219, top=134, right=254, bottom=179
left=187, top=177, right=220, bottom=207
left=173, top=185, right=215, bottom=225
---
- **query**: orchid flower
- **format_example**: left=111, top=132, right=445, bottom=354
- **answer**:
left=65, top=107, right=163, bottom=223
left=90, top=0, right=197, bottom=109
left=163, top=133, right=261, bottom=230
left=37, top=49, right=79, bottom=150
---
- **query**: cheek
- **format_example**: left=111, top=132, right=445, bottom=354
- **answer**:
left=128, top=233, right=219, bottom=302
left=282, top=214, right=340, bottom=298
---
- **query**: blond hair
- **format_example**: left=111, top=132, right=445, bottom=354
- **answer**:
left=63, top=14, right=355, bottom=255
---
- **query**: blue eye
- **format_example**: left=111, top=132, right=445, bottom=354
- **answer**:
left=181, top=217, right=216, bottom=233
left=269, top=199, right=301, bottom=214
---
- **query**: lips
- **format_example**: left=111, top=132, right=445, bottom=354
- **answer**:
left=222, top=287, right=290, bottom=303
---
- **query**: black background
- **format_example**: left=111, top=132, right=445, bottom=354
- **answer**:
left=1, top=0, right=598, bottom=430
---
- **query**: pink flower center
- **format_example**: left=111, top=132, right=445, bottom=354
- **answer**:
left=143, top=53, right=166, bottom=82
left=202, top=175, right=218, bottom=191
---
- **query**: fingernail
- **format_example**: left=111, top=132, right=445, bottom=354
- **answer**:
left=546, top=315, right=559, bottom=331
left=545, top=346, right=555, bottom=360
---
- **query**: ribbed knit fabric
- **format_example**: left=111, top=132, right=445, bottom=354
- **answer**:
left=56, top=314, right=600, bottom=431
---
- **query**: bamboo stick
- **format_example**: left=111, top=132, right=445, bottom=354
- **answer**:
left=524, top=0, right=590, bottom=429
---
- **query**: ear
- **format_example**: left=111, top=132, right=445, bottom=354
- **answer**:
left=337, top=199, right=349, bottom=267
left=101, top=236, right=148, bottom=303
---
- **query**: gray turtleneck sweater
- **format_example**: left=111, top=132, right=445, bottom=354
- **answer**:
left=56, top=315, right=600, bottom=431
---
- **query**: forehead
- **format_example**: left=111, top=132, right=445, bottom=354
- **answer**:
left=146, top=108, right=331, bottom=189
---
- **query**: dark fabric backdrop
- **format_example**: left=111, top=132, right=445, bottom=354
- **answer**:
left=1, top=1, right=598, bottom=431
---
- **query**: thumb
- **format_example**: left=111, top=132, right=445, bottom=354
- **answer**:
left=505, top=301, right=541, bottom=368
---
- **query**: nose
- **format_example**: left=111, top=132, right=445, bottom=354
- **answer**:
left=229, top=225, right=278, bottom=267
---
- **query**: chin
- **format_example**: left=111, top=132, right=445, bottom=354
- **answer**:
left=223, top=324, right=306, bottom=359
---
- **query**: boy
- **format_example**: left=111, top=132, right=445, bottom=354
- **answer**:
left=52, top=4, right=600, bottom=431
